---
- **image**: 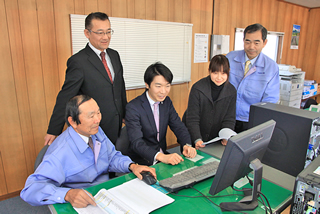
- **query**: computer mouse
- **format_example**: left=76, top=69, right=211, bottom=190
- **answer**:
left=141, top=171, right=157, bottom=185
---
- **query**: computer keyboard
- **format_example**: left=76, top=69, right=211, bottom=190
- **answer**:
left=159, top=160, right=219, bottom=192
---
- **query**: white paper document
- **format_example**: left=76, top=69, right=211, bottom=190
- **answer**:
left=202, top=128, right=237, bottom=145
left=74, top=178, right=174, bottom=214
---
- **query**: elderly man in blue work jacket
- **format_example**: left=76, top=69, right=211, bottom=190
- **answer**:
left=20, top=95, right=155, bottom=208
left=227, top=23, right=280, bottom=133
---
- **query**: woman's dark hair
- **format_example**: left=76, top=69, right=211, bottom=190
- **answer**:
left=144, top=62, right=173, bottom=88
left=208, top=54, right=230, bottom=76
left=65, top=95, right=92, bottom=126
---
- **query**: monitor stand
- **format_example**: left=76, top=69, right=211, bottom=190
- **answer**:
left=220, top=158, right=262, bottom=212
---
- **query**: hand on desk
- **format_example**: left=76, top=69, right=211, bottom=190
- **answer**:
left=44, top=134, right=57, bottom=145
left=65, top=189, right=96, bottom=208
left=130, top=164, right=157, bottom=180
left=183, top=145, right=197, bottom=158
left=195, top=141, right=205, bottom=150
left=156, top=153, right=184, bottom=165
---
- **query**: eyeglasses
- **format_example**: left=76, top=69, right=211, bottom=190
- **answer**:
left=87, top=29, right=114, bottom=36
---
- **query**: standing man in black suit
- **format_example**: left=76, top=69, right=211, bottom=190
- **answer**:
left=44, top=12, right=126, bottom=145
left=125, top=62, right=197, bottom=166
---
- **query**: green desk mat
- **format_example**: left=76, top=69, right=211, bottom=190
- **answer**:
left=52, top=151, right=292, bottom=213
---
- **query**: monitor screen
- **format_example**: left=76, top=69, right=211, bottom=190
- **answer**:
left=209, top=120, right=276, bottom=211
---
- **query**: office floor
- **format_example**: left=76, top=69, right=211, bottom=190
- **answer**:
left=0, top=196, right=51, bottom=214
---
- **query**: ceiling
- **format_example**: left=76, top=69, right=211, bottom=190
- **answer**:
left=283, top=0, right=320, bottom=8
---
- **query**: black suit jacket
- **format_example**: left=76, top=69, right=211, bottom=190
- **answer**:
left=47, top=44, right=127, bottom=144
left=125, top=91, right=191, bottom=165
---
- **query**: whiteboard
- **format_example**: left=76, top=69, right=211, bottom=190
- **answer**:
left=70, top=14, right=193, bottom=89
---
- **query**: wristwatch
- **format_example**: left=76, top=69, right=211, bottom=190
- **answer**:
left=128, top=162, right=137, bottom=172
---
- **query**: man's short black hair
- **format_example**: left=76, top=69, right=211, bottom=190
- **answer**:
left=144, top=62, right=173, bottom=87
left=65, top=95, right=92, bottom=126
left=244, top=23, right=267, bottom=41
left=209, top=54, right=230, bottom=76
left=85, top=12, right=109, bottom=30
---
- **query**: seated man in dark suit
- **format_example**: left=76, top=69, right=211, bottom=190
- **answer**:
left=20, top=95, right=155, bottom=207
left=125, top=62, right=197, bottom=166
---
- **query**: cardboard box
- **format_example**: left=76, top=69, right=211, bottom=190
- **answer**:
left=304, top=80, right=316, bottom=86
left=303, top=83, right=318, bottom=91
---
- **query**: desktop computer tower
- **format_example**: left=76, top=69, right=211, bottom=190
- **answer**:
left=291, top=155, right=320, bottom=214
left=248, top=102, right=320, bottom=177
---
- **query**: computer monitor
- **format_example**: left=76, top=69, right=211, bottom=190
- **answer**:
left=249, top=102, right=320, bottom=177
left=209, top=120, right=276, bottom=211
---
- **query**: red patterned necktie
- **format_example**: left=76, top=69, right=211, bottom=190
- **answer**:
left=100, top=52, right=113, bottom=83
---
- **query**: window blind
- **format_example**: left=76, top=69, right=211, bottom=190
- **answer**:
left=70, top=14, right=193, bottom=89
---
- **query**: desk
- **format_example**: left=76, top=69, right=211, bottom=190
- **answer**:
left=50, top=151, right=292, bottom=214
left=200, top=143, right=296, bottom=191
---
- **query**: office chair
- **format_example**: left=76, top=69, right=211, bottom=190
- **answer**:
left=303, top=98, right=318, bottom=109
left=115, top=126, right=130, bottom=156
left=34, top=145, right=49, bottom=171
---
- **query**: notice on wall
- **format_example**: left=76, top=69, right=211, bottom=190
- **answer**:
left=194, top=33, right=209, bottom=63
left=290, top=24, right=300, bottom=49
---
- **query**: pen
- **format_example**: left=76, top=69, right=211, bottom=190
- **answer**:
left=82, top=189, right=96, bottom=202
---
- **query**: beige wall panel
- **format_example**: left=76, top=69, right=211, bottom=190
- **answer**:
left=17, top=0, right=49, bottom=174
left=261, top=0, right=271, bottom=28
left=36, top=0, right=61, bottom=142
left=127, top=0, right=135, bottom=18
left=172, top=0, right=183, bottom=22
left=53, top=0, right=74, bottom=87
left=97, top=0, right=111, bottom=16
left=311, top=9, right=320, bottom=82
left=275, top=1, right=285, bottom=31
left=304, top=8, right=320, bottom=81
left=74, top=0, right=85, bottom=14
left=146, top=0, right=156, bottom=20
left=182, top=0, right=191, bottom=23
left=190, top=0, right=201, bottom=86
left=134, top=0, right=146, bottom=19
left=0, top=153, right=8, bottom=195
left=126, top=90, right=136, bottom=103
left=84, top=0, right=98, bottom=15
left=111, top=0, right=127, bottom=18
left=155, top=0, right=169, bottom=21
left=0, top=0, right=28, bottom=194
left=242, top=0, right=251, bottom=25
left=314, top=42, right=320, bottom=82
left=4, top=0, right=36, bottom=176
left=296, top=8, right=308, bottom=69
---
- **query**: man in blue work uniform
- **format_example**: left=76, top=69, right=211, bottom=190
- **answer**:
left=227, top=23, right=280, bottom=133
left=21, top=95, right=155, bottom=207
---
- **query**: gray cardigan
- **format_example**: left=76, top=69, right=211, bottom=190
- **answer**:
left=184, top=76, right=237, bottom=144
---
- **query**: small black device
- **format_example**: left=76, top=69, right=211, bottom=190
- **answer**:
left=141, top=171, right=157, bottom=185
left=209, top=120, right=276, bottom=211
left=291, top=155, right=320, bottom=214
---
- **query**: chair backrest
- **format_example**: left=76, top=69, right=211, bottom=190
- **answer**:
left=34, top=145, right=49, bottom=171
left=115, top=126, right=130, bottom=156
left=303, top=98, right=318, bottom=109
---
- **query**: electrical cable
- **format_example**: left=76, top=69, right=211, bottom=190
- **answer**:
left=189, top=187, right=249, bottom=214
left=258, top=191, right=272, bottom=214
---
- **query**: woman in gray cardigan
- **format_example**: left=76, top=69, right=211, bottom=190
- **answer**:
left=184, top=55, right=236, bottom=149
